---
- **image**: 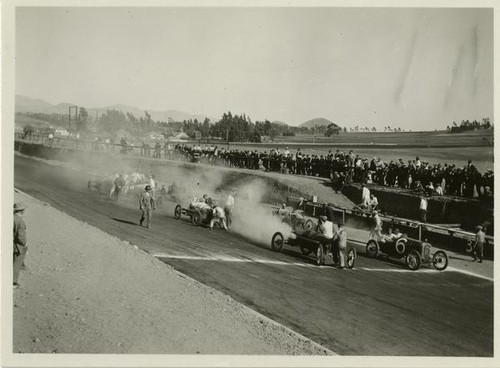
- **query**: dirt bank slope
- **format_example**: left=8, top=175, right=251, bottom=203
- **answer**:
left=12, top=190, right=332, bottom=355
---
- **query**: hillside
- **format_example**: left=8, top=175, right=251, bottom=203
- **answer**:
left=15, top=95, right=213, bottom=123
left=272, top=121, right=288, bottom=126
left=300, top=118, right=338, bottom=128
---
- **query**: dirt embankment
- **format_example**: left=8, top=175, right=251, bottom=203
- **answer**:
left=12, top=190, right=333, bottom=355
left=342, top=184, right=494, bottom=234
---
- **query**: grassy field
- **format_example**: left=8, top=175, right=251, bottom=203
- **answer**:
left=272, top=129, right=494, bottom=147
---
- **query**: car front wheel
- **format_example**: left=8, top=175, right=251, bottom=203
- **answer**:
left=406, top=250, right=422, bottom=271
left=365, top=240, right=378, bottom=258
left=191, top=211, right=201, bottom=226
left=271, top=232, right=284, bottom=252
left=316, top=244, right=325, bottom=266
left=432, top=250, right=449, bottom=271
left=346, top=247, right=357, bottom=269
left=174, top=205, right=182, bottom=219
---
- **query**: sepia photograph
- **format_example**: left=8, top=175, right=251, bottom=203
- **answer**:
left=1, top=1, right=497, bottom=367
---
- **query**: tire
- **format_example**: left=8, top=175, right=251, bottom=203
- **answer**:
left=192, top=211, right=201, bottom=226
left=316, top=244, right=325, bottom=266
left=432, top=250, right=449, bottom=271
left=365, top=240, right=378, bottom=258
left=174, top=205, right=182, bottom=219
left=304, top=219, right=314, bottom=231
left=406, top=250, right=422, bottom=271
left=346, top=247, right=357, bottom=269
left=271, top=232, right=284, bottom=252
left=300, top=247, right=313, bottom=256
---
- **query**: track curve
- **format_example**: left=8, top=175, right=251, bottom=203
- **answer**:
left=15, top=154, right=493, bottom=356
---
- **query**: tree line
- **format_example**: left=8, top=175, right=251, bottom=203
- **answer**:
left=18, top=109, right=493, bottom=142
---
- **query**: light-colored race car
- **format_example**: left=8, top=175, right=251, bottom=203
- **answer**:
left=174, top=198, right=227, bottom=229
left=273, top=205, right=315, bottom=231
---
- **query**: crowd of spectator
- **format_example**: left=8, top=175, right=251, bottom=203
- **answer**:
left=169, top=144, right=493, bottom=200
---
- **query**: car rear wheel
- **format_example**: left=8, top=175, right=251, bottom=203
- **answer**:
left=174, top=205, right=182, bottom=219
left=346, top=247, right=357, bottom=269
left=316, top=244, right=325, bottom=266
left=191, top=211, right=201, bottom=226
left=432, top=250, right=449, bottom=271
left=365, top=240, right=378, bottom=258
left=300, top=247, right=313, bottom=256
left=406, top=250, right=422, bottom=271
left=271, top=232, right=284, bottom=252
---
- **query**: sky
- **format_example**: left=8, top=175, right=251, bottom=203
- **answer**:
left=15, top=6, right=493, bottom=129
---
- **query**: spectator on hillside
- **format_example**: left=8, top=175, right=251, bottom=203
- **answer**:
left=368, top=194, right=379, bottom=211
left=419, top=196, right=428, bottom=223
left=434, top=183, right=443, bottom=196
left=360, top=184, right=370, bottom=208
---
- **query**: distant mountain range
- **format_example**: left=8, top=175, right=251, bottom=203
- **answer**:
left=300, top=118, right=338, bottom=128
left=15, top=95, right=214, bottom=123
left=16, top=95, right=341, bottom=128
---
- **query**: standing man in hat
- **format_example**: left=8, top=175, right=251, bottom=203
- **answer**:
left=13, top=203, right=28, bottom=288
left=472, top=225, right=486, bottom=263
left=139, top=185, right=156, bottom=229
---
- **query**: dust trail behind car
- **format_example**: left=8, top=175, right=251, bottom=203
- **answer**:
left=230, top=179, right=293, bottom=245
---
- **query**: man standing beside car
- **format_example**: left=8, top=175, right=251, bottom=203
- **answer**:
left=316, top=215, right=335, bottom=255
left=472, top=225, right=486, bottom=263
left=335, top=223, right=348, bottom=269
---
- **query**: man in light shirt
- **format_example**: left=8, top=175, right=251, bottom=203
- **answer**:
left=335, top=223, right=348, bottom=269
left=316, top=216, right=334, bottom=250
left=360, top=184, right=371, bottom=208
left=419, top=196, right=428, bottom=223
left=368, top=194, right=379, bottom=211
left=472, top=225, right=486, bottom=263
left=434, top=183, right=443, bottom=196
left=224, top=189, right=236, bottom=225
left=372, top=210, right=383, bottom=238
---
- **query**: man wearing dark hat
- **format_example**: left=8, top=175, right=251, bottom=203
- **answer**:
left=472, top=225, right=486, bottom=263
left=13, top=202, right=28, bottom=288
left=139, top=185, right=156, bottom=228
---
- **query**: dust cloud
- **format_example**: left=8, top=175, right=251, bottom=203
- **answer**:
left=231, top=179, right=293, bottom=245
left=19, top=148, right=294, bottom=247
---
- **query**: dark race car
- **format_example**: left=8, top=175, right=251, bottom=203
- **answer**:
left=365, top=232, right=449, bottom=271
left=271, top=229, right=356, bottom=268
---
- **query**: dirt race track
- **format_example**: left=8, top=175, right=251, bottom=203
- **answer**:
left=14, top=154, right=493, bottom=356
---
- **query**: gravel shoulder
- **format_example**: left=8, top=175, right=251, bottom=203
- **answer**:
left=11, top=190, right=333, bottom=356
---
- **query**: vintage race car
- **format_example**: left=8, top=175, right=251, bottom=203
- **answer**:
left=271, top=229, right=356, bottom=268
left=174, top=199, right=227, bottom=229
left=273, top=206, right=314, bottom=231
left=365, top=232, right=448, bottom=271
